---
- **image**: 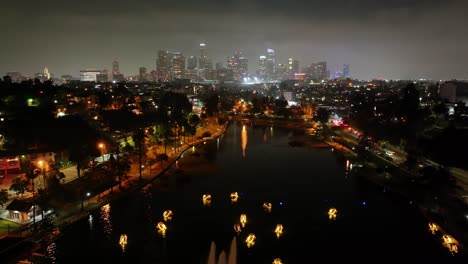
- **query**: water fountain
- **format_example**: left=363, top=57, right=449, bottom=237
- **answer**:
left=227, top=236, right=237, bottom=264
left=218, top=250, right=227, bottom=264
left=207, top=241, right=216, bottom=264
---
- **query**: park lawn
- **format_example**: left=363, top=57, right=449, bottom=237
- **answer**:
left=0, top=219, right=22, bottom=236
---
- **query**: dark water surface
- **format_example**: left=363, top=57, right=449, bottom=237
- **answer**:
left=54, top=122, right=465, bottom=263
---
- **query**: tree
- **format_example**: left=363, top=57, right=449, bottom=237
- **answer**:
left=0, top=189, right=8, bottom=208
left=204, top=94, right=221, bottom=117
left=356, top=135, right=373, bottom=160
left=314, top=107, right=330, bottom=124
left=9, top=176, right=29, bottom=196
left=35, top=188, right=50, bottom=220
left=133, top=128, right=146, bottom=181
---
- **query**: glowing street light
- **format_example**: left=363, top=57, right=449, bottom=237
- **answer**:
left=97, top=142, right=106, bottom=162
left=328, top=208, right=337, bottom=220
left=163, top=210, right=173, bottom=222
left=245, top=233, right=256, bottom=248
left=240, top=214, right=247, bottom=228
left=274, top=224, right=284, bottom=239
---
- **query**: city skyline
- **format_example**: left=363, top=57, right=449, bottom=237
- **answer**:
left=1, top=0, right=468, bottom=80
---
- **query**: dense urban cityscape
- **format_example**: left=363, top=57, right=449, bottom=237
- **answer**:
left=1, top=0, right=468, bottom=263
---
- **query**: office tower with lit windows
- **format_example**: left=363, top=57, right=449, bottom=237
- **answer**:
left=157, top=50, right=170, bottom=81
left=185, top=56, right=198, bottom=81
left=266, top=49, right=275, bottom=80
left=227, top=52, right=247, bottom=81
left=139, top=67, right=148, bottom=81
left=170, top=52, right=185, bottom=80
left=343, top=64, right=350, bottom=78
left=258, top=55, right=266, bottom=80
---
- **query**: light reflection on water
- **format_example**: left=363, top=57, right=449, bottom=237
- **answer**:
left=241, top=125, right=248, bottom=157
left=100, top=203, right=112, bottom=239
left=88, top=214, right=93, bottom=231
left=46, top=242, right=56, bottom=263
left=54, top=122, right=465, bottom=262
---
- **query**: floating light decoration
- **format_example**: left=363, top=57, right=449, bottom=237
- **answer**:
left=119, top=234, right=128, bottom=252
left=233, top=224, right=242, bottom=235
left=272, top=258, right=283, bottom=264
left=428, top=222, right=438, bottom=235
left=156, top=222, right=167, bottom=238
left=203, top=194, right=212, bottom=207
left=442, top=234, right=459, bottom=255
left=274, top=224, right=284, bottom=239
left=245, top=233, right=256, bottom=248
left=240, top=214, right=247, bottom=228
left=263, top=202, right=272, bottom=213
left=163, top=210, right=173, bottom=222
left=328, top=208, right=337, bottom=220
left=230, top=192, right=239, bottom=203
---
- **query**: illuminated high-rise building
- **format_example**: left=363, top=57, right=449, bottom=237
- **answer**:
left=185, top=56, right=198, bottom=81
left=156, top=50, right=170, bottom=81
left=309, top=61, right=328, bottom=81
left=139, top=67, right=148, bottom=81
left=198, top=43, right=213, bottom=79
left=188, top=56, right=197, bottom=70
left=170, top=52, right=185, bottom=80
left=258, top=55, right=267, bottom=80
left=199, top=43, right=207, bottom=69
left=266, top=49, right=275, bottom=80
left=227, top=52, right=247, bottom=81
left=343, top=64, right=350, bottom=78
left=43, top=67, right=51, bottom=79
left=112, top=60, right=120, bottom=75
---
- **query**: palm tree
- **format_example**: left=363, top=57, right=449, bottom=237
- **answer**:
left=0, top=189, right=8, bottom=208
left=35, top=188, right=50, bottom=220
left=9, top=176, right=29, bottom=197
left=26, top=168, right=40, bottom=231
left=133, top=128, right=146, bottom=181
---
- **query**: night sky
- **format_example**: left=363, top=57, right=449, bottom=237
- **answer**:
left=2, top=0, right=467, bottom=80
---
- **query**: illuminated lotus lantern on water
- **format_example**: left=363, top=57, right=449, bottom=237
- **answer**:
left=272, top=258, right=283, bottom=264
left=230, top=192, right=239, bottom=203
left=263, top=202, right=272, bottom=213
left=442, top=234, right=459, bottom=255
left=428, top=222, right=438, bottom=235
left=328, top=208, right=338, bottom=220
left=245, top=233, right=256, bottom=248
left=240, top=214, right=247, bottom=228
left=163, top=210, right=173, bottom=222
left=156, top=222, right=167, bottom=238
left=233, top=224, right=242, bottom=235
left=274, top=224, right=284, bottom=239
left=203, top=194, right=212, bottom=207
left=119, top=234, right=128, bottom=252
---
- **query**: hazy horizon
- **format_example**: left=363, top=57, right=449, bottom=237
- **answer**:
left=2, top=0, right=467, bottom=80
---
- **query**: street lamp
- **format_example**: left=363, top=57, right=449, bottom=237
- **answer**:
left=37, top=160, right=46, bottom=189
left=98, top=143, right=105, bottom=163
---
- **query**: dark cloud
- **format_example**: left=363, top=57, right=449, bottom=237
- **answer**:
left=1, top=0, right=467, bottom=80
